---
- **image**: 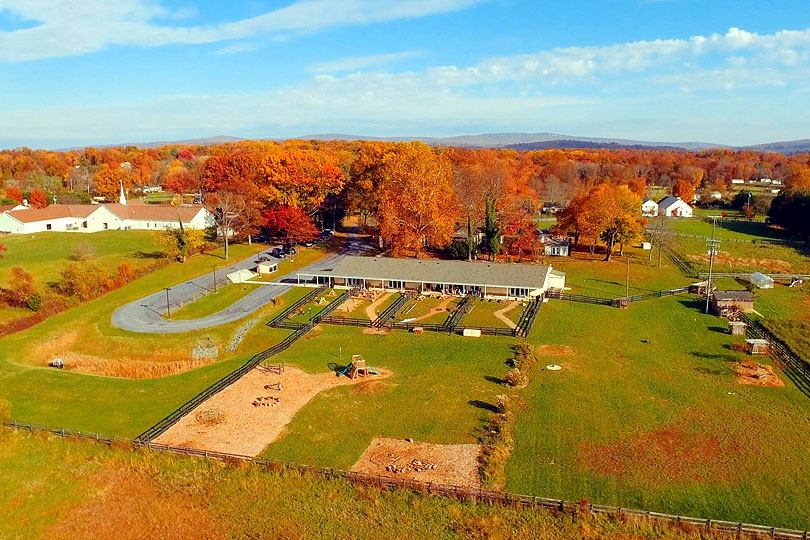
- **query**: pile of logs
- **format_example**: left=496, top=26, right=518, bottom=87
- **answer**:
left=252, top=396, right=280, bottom=407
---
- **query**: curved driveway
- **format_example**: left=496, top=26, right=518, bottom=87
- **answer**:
left=111, top=235, right=368, bottom=334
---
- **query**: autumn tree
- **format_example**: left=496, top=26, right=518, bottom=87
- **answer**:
left=29, top=189, right=48, bottom=208
left=259, top=149, right=344, bottom=214
left=205, top=190, right=256, bottom=260
left=376, top=142, right=457, bottom=257
left=158, top=222, right=205, bottom=263
left=6, top=186, right=22, bottom=204
left=93, top=164, right=131, bottom=200
left=347, top=141, right=391, bottom=225
left=6, top=266, right=35, bottom=307
left=672, top=179, right=695, bottom=203
left=263, top=206, right=319, bottom=242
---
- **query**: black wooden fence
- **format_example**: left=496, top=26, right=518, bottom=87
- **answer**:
left=267, top=285, right=328, bottom=327
left=514, top=297, right=543, bottom=338
left=546, top=287, right=691, bottom=308
left=738, top=313, right=810, bottom=396
left=5, top=419, right=808, bottom=540
left=374, top=293, right=412, bottom=328
left=662, top=244, right=698, bottom=277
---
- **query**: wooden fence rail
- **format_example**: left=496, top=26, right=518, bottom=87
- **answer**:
left=738, top=313, right=810, bottom=396
left=267, top=285, right=328, bottom=327
left=4, top=419, right=808, bottom=540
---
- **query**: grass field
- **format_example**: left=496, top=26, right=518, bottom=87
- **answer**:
left=509, top=297, right=810, bottom=529
left=0, top=428, right=722, bottom=540
left=0, top=230, right=162, bottom=287
left=259, top=326, right=517, bottom=468
left=171, top=282, right=259, bottom=320
left=396, top=296, right=460, bottom=324
left=461, top=299, right=525, bottom=328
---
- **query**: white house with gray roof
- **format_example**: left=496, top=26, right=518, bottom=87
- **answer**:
left=296, top=256, right=565, bottom=300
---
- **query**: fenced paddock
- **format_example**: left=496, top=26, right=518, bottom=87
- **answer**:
left=5, top=419, right=808, bottom=540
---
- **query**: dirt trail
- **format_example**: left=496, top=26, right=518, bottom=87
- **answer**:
left=365, top=292, right=393, bottom=320
left=155, top=366, right=390, bottom=456
left=493, top=300, right=520, bottom=329
left=406, top=297, right=454, bottom=323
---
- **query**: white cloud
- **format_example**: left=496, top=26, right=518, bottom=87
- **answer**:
left=308, top=51, right=425, bottom=73
left=215, top=42, right=257, bottom=55
left=0, top=0, right=486, bottom=61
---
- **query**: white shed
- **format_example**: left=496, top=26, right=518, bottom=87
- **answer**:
left=658, top=196, right=693, bottom=218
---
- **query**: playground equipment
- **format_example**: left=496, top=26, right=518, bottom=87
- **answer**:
left=337, top=354, right=381, bottom=379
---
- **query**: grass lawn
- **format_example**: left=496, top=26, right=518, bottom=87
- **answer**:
left=171, top=282, right=260, bottom=320
left=286, top=288, right=342, bottom=323
left=0, top=429, right=714, bottom=540
left=461, top=299, right=524, bottom=328
left=508, top=297, right=810, bottom=529
left=396, top=296, right=459, bottom=324
left=669, top=218, right=797, bottom=242
left=260, top=326, right=518, bottom=469
left=549, top=250, right=691, bottom=298
left=0, top=230, right=162, bottom=287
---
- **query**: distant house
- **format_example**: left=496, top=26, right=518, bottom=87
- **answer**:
left=710, top=291, right=755, bottom=317
left=543, top=237, right=570, bottom=257
left=657, top=196, right=693, bottom=218
left=761, top=178, right=772, bottom=184
left=641, top=198, right=659, bottom=217
left=771, top=179, right=783, bottom=186
left=710, top=191, right=723, bottom=200
left=771, top=189, right=781, bottom=195
left=731, top=178, right=745, bottom=185
left=541, top=201, right=562, bottom=214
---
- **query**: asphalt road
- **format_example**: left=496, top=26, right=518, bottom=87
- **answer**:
left=111, top=235, right=368, bottom=334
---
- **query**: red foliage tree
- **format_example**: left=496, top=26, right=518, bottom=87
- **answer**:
left=177, top=148, right=195, bottom=161
left=6, top=186, right=22, bottom=203
left=263, top=206, right=318, bottom=242
left=29, top=189, right=48, bottom=208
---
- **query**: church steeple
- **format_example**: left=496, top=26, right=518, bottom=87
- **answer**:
left=119, top=180, right=127, bottom=205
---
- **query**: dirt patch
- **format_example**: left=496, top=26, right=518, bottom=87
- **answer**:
left=155, top=366, right=390, bottom=456
left=576, top=422, right=721, bottom=483
left=690, top=252, right=792, bottom=273
left=351, top=379, right=390, bottom=395
left=351, top=437, right=481, bottom=488
left=493, top=300, right=520, bottom=329
left=365, top=291, right=393, bottom=320
left=734, top=360, right=784, bottom=387
left=535, top=345, right=575, bottom=356
left=362, top=326, right=391, bottom=335
left=45, top=466, right=222, bottom=540
left=337, top=297, right=364, bottom=314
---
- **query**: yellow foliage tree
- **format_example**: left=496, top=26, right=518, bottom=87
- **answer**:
left=93, top=163, right=132, bottom=200
left=377, top=142, right=457, bottom=257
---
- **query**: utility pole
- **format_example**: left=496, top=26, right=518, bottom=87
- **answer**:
left=212, top=265, right=217, bottom=293
left=626, top=254, right=630, bottom=297
left=705, top=216, right=721, bottom=314
left=164, top=288, right=172, bottom=320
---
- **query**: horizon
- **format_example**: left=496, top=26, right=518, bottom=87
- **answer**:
left=2, top=1, right=810, bottom=149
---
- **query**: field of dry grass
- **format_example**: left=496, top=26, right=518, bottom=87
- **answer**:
left=1, top=427, right=734, bottom=540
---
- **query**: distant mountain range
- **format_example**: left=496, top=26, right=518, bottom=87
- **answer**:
left=55, top=132, right=810, bottom=154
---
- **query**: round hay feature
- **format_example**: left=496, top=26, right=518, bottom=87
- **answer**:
left=194, top=408, right=225, bottom=426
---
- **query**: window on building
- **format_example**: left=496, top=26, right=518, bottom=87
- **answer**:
left=509, top=287, right=530, bottom=297
left=82, top=221, right=88, bottom=228
left=387, top=280, right=404, bottom=289
left=46, top=223, right=52, bottom=230
left=103, top=223, right=108, bottom=230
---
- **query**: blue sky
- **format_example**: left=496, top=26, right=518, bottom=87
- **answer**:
left=1, top=0, right=809, bottom=149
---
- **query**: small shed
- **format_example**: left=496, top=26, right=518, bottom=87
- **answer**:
left=728, top=321, right=747, bottom=336
left=746, top=339, right=769, bottom=355
left=543, top=237, right=570, bottom=257
left=711, top=291, right=755, bottom=317
left=749, top=272, right=774, bottom=289
left=257, top=259, right=279, bottom=274
left=689, top=280, right=715, bottom=296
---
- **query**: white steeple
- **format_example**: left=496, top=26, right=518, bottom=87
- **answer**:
left=119, top=179, right=127, bottom=205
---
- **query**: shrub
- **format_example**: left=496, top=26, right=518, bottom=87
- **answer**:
left=72, top=241, right=97, bottom=261
left=449, top=239, right=470, bottom=260
left=6, top=266, right=35, bottom=307
left=26, top=292, right=42, bottom=312
left=504, top=368, right=526, bottom=387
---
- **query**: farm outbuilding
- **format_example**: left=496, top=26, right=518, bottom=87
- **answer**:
left=296, top=256, right=564, bottom=300
left=710, top=291, right=755, bottom=317
left=746, top=339, right=769, bottom=355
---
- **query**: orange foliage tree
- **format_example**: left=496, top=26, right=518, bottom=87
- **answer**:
left=29, top=189, right=48, bottom=208
left=259, top=149, right=344, bottom=214
left=93, top=164, right=132, bottom=200
left=377, top=142, right=457, bottom=257
left=6, top=186, right=22, bottom=203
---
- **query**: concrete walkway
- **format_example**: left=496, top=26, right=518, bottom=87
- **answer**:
left=111, top=234, right=369, bottom=334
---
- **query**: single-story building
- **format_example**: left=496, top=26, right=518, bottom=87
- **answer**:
left=257, top=256, right=281, bottom=274
left=296, top=256, right=565, bottom=300
left=658, top=196, right=693, bottom=218
left=0, top=201, right=214, bottom=234
left=731, top=179, right=745, bottom=185
left=641, top=198, right=659, bottom=217
left=710, top=290, right=755, bottom=316
left=543, top=237, right=570, bottom=257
